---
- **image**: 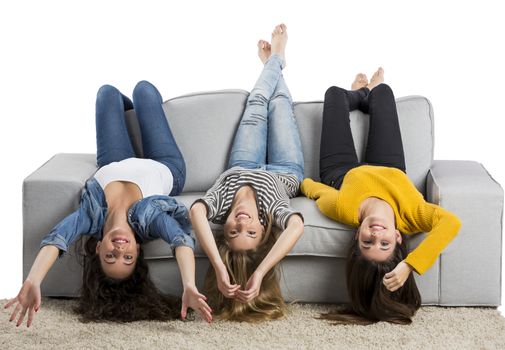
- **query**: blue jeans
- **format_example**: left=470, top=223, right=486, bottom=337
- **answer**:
left=95, top=80, right=186, bottom=195
left=228, top=55, right=304, bottom=181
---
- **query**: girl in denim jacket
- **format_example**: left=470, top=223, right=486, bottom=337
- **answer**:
left=5, top=81, right=211, bottom=326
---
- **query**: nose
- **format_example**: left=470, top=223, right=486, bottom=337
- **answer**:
left=236, top=221, right=246, bottom=232
left=113, top=244, right=125, bottom=251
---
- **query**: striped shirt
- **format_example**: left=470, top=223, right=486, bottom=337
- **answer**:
left=195, top=167, right=302, bottom=229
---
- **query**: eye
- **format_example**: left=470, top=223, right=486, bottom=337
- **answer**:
left=124, top=255, right=133, bottom=261
left=247, top=231, right=256, bottom=236
left=229, top=230, right=238, bottom=236
left=381, top=241, right=390, bottom=247
left=105, top=253, right=114, bottom=259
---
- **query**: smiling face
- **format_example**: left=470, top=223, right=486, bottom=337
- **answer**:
left=356, top=215, right=402, bottom=262
left=96, top=226, right=140, bottom=280
left=223, top=200, right=264, bottom=251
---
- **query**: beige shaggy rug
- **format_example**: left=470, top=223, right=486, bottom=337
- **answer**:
left=2, top=298, right=505, bottom=350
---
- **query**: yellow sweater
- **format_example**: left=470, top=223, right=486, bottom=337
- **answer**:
left=301, top=165, right=461, bottom=275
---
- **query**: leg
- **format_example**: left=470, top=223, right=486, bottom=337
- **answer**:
left=266, top=75, right=304, bottom=181
left=228, top=55, right=284, bottom=169
left=319, top=86, right=367, bottom=188
left=132, top=80, right=186, bottom=195
left=364, top=83, right=406, bottom=172
left=95, top=85, right=135, bottom=168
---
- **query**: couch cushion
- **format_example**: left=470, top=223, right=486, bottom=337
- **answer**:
left=126, top=90, right=433, bottom=195
left=142, top=194, right=428, bottom=260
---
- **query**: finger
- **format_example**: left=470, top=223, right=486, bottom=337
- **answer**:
left=16, top=306, right=28, bottom=327
left=223, top=289, right=235, bottom=298
left=388, top=284, right=400, bottom=292
left=27, top=308, right=35, bottom=328
left=199, top=307, right=213, bottom=323
left=9, top=303, right=22, bottom=322
left=180, top=303, right=187, bottom=320
left=384, top=272, right=394, bottom=279
left=229, top=285, right=241, bottom=292
left=388, top=280, right=402, bottom=291
left=35, top=295, right=41, bottom=312
left=196, top=292, right=207, bottom=300
left=238, top=289, right=256, bottom=298
left=199, top=300, right=212, bottom=314
left=4, top=298, right=18, bottom=309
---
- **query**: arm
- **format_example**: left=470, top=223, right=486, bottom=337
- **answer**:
left=383, top=203, right=461, bottom=292
left=4, top=245, right=59, bottom=327
left=300, top=178, right=340, bottom=221
left=404, top=203, right=461, bottom=275
left=189, top=202, right=240, bottom=298
left=175, top=246, right=212, bottom=323
left=236, top=214, right=304, bottom=303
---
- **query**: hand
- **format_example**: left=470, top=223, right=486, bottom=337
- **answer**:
left=235, top=270, right=264, bottom=304
left=383, top=261, right=413, bottom=292
left=4, top=279, right=41, bottom=327
left=181, top=285, right=213, bottom=323
left=215, top=264, right=240, bottom=298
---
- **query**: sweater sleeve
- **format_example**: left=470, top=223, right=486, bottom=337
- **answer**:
left=404, top=203, right=461, bottom=275
left=300, top=178, right=340, bottom=221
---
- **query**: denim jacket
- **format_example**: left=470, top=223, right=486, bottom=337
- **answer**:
left=40, top=178, right=194, bottom=256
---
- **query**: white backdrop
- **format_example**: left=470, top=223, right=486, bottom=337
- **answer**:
left=1, top=1, right=504, bottom=312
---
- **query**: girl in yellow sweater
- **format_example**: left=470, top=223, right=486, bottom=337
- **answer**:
left=301, top=68, right=461, bottom=324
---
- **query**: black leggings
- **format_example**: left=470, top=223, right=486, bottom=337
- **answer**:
left=319, top=83, right=405, bottom=189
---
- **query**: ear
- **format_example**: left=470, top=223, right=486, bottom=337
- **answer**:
left=96, top=241, right=101, bottom=255
left=395, top=230, right=402, bottom=244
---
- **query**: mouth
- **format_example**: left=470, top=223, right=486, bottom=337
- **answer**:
left=111, top=236, right=130, bottom=244
left=236, top=211, right=251, bottom=220
left=369, top=224, right=386, bottom=230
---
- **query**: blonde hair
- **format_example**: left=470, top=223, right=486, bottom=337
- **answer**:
left=204, top=215, right=286, bottom=322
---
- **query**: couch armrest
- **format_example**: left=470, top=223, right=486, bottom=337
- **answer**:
left=23, top=153, right=97, bottom=297
left=427, top=160, right=503, bottom=306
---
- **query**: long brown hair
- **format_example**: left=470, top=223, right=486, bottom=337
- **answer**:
left=74, top=237, right=181, bottom=322
left=204, top=215, right=286, bottom=322
left=321, top=236, right=421, bottom=325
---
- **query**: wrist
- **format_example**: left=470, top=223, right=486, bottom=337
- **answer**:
left=212, top=259, right=227, bottom=273
left=182, top=282, right=197, bottom=290
left=25, top=276, right=41, bottom=287
left=254, top=266, right=267, bottom=279
left=402, top=260, right=414, bottom=272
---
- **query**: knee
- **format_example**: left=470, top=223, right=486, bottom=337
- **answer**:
left=247, top=92, right=269, bottom=108
left=369, top=83, right=394, bottom=100
left=324, top=86, right=346, bottom=100
left=269, top=91, right=292, bottom=109
left=96, top=84, right=121, bottom=103
left=133, top=80, right=162, bottom=103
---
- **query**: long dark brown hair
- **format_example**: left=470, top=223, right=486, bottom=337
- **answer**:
left=204, top=215, right=286, bottom=322
left=74, top=237, right=181, bottom=322
left=321, top=236, right=421, bottom=325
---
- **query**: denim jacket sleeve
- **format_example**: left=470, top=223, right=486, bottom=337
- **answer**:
left=145, top=197, right=195, bottom=254
left=39, top=181, right=105, bottom=258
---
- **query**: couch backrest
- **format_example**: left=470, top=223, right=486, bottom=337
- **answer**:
left=125, top=90, right=434, bottom=195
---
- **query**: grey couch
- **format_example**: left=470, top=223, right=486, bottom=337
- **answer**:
left=23, top=89, right=503, bottom=306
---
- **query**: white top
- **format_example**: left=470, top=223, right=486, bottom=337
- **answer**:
left=94, top=158, right=174, bottom=198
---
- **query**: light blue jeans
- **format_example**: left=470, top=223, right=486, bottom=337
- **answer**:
left=228, top=54, right=304, bottom=182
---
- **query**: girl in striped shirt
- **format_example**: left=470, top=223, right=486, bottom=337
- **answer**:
left=190, top=24, right=305, bottom=322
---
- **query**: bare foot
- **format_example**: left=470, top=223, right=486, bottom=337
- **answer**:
left=257, top=40, right=271, bottom=64
left=367, top=67, right=384, bottom=91
left=351, top=73, right=368, bottom=90
left=271, top=23, right=288, bottom=67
